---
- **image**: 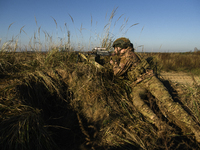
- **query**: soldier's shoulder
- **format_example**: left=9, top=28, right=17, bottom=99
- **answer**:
left=126, top=50, right=134, bottom=56
left=126, top=51, right=139, bottom=60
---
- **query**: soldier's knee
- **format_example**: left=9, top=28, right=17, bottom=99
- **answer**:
left=137, top=88, right=148, bottom=99
left=131, top=88, right=147, bottom=97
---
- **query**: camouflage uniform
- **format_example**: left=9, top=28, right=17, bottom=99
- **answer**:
left=111, top=37, right=200, bottom=142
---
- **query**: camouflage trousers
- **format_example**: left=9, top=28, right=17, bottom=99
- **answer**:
left=130, top=75, right=200, bottom=142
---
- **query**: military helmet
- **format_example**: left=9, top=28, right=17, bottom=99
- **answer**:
left=112, top=37, right=132, bottom=49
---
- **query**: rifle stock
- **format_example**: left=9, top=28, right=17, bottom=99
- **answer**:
left=75, top=47, right=114, bottom=69
left=77, top=52, right=104, bottom=69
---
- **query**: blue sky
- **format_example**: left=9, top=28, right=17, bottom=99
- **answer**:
left=0, top=0, right=199, bottom=52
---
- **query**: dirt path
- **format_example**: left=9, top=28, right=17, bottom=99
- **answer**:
left=159, top=71, right=200, bottom=86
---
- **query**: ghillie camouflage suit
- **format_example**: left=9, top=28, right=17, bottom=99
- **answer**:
left=110, top=37, right=200, bottom=142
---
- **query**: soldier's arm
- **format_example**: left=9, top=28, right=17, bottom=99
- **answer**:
left=113, top=59, right=132, bottom=76
left=113, top=52, right=140, bottom=76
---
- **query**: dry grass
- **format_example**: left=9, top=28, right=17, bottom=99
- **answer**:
left=1, top=49, right=200, bottom=150
left=1, top=9, right=200, bottom=150
left=141, top=52, right=200, bottom=76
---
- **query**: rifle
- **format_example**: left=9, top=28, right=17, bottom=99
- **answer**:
left=76, top=47, right=114, bottom=69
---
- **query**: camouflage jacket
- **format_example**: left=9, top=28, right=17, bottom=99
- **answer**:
left=112, top=48, right=141, bottom=80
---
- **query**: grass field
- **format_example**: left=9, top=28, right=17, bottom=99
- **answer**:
left=142, top=52, right=200, bottom=75
left=0, top=48, right=200, bottom=150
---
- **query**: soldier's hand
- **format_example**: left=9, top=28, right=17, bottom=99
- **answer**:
left=110, top=59, right=114, bottom=65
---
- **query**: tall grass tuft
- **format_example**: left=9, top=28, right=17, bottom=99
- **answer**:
left=0, top=105, right=58, bottom=150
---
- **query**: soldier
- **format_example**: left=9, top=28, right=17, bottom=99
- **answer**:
left=110, top=37, right=200, bottom=142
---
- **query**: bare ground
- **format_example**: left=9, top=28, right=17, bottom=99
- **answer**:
left=159, top=71, right=200, bottom=86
